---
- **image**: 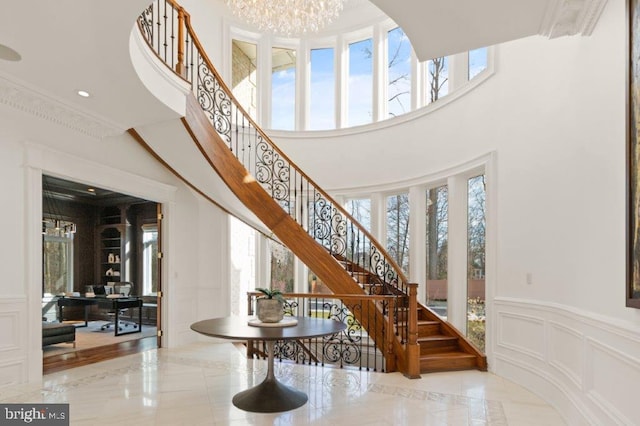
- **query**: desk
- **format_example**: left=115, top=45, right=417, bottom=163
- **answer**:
left=191, top=316, right=346, bottom=413
left=57, top=296, right=143, bottom=336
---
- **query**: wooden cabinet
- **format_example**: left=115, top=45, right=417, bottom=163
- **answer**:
left=96, top=206, right=130, bottom=285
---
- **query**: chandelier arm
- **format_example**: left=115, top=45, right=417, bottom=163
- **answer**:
left=225, top=0, right=345, bottom=37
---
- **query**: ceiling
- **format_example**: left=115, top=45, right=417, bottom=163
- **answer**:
left=0, top=0, right=608, bottom=137
left=43, top=175, right=149, bottom=207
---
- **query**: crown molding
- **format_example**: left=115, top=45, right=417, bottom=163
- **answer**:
left=539, top=0, right=608, bottom=38
left=0, top=74, right=124, bottom=139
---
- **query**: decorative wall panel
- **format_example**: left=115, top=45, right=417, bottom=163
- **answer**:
left=497, top=311, right=545, bottom=360
left=585, top=338, right=640, bottom=425
left=494, top=298, right=640, bottom=426
left=548, top=321, right=583, bottom=389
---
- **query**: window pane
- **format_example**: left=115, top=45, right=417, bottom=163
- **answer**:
left=467, top=175, right=486, bottom=352
left=426, top=186, right=448, bottom=318
left=345, top=198, right=371, bottom=231
left=348, top=38, right=373, bottom=126
left=231, top=39, right=258, bottom=121
left=142, top=226, right=158, bottom=296
left=426, top=56, right=449, bottom=104
left=468, top=47, right=488, bottom=80
left=345, top=198, right=372, bottom=269
left=308, top=270, right=331, bottom=294
left=230, top=217, right=257, bottom=315
left=387, top=27, right=412, bottom=118
left=43, top=232, right=73, bottom=296
left=270, top=241, right=294, bottom=292
left=386, top=194, right=410, bottom=275
left=310, top=48, right=335, bottom=130
left=271, top=47, right=296, bottom=130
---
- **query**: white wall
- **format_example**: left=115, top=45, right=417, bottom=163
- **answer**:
left=0, top=98, right=231, bottom=386
left=127, top=0, right=640, bottom=421
left=266, top=0, right=640, bottom=423
left=276, top=0, right=631, bottom=320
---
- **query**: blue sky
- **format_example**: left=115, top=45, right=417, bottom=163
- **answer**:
left=265, top=32, right=487, bottom=130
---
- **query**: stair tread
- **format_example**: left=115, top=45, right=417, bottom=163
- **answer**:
left=420, top=351, right=476, bottom=359
left=417, top=334, right=458, bottom=342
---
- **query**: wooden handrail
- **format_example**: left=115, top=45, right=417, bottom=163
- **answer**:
left=132, top=0, right=495, bottom=377
left=136, top=0, right=412, bottom=374
left=136, top=0, right=409, bottom=295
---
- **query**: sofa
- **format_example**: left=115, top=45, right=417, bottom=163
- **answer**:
left=42, top=322, right=76, bottom=348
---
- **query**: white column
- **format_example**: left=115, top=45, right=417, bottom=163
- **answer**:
left=258, top=35, right=272, bottom=128
left=257, top=234, right=271, bottom=288
left=446, top=174, right=468, bottom=333
left=448, top=51, right=469, bottom=93
left=296, top=40, right=309, bottom=131
left=372, top=24, right=385, bottom=123
left=411, top=51, right=423, bottom=110
left=409, top=185, right=426, bottom=301
left=336, top=35, right=347, bottom=129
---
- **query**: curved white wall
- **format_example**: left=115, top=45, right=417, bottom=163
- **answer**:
left=277, top=0, right=629, bottom=320
left=268, top=0, right=640, bottom=423
left=171, top=0, right=639, bottom=422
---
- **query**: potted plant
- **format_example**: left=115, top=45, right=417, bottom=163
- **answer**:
left=255, top=287, right=284, bottom=323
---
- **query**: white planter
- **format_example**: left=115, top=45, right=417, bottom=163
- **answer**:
left=256, top=298, right=284, bottom=323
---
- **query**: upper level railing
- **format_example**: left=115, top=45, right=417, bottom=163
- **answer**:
left=136, top=0, right=409, bottom=303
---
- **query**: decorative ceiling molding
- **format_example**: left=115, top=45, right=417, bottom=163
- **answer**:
left=539, top=0, right=608, bottom=39
left=0, top=75, right=124, bottom=139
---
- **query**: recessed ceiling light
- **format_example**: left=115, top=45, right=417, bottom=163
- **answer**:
left=0, top=43, right=21, bottom=62
left=87, top=188, right=95, bottom=193
left=77, top=90, right=90, bottom=98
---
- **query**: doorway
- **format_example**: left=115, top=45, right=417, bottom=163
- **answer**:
left=42, top=175, right=162, bottom=371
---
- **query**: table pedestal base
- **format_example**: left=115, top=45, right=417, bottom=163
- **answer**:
left=232, top=340, right=308, bottom=413
left=232, top=376, right=307, bottom=413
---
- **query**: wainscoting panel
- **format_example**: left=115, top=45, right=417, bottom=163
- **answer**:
left=548, top=320, right=584, bottom=389
left=0, top=310, right=20, bottom=353
left=494, top=298, right=640, bottom=426
left=0, top=358, right=28, bottom=388
left=497, top=311, right=545, bottom=360
left=585, top=338, right=640, bottom=425
left=0, top=296, right=28, bottom=387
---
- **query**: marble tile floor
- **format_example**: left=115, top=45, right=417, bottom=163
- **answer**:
left=1, top=343, right=566, bottom=425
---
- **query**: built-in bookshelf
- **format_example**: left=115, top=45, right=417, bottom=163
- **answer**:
left=96, top=206, right=130, bottom=285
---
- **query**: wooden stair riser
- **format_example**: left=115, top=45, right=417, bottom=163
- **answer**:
left=419, top=352, right=478, bottom=372
left=417, top=321, right=441, bottom=335
left=418, top=336, right=459, bottom=355
left=133, top=0, right=488, bottom=376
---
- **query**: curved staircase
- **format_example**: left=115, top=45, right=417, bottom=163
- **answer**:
left=132, top=0, right=486, bottom=376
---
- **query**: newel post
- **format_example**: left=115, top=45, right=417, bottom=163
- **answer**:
left=405, top=283, right=421, bottom=378
left=176, top=7, right=185, bottom=76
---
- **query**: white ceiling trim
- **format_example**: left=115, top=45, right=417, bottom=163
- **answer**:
left=0, top=74, right=124, bottom=139
left=539, top=0, right=608, bottom=38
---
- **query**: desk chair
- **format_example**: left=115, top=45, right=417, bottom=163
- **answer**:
left=101, top=282, right=139, bottom=332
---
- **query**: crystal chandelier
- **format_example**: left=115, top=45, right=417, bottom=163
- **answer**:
left=226, top=0, right=345, bottom=37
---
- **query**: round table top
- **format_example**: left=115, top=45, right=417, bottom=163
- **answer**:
left=190, top=316, right=346, bottom=341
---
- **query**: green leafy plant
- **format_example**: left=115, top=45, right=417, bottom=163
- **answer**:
left=256, top=287, right=284, bottom=301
